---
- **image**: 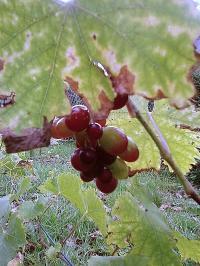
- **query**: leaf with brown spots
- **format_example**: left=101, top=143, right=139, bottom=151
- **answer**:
left=0, top=0, right=200, bottom=130
left=1, top=117, right=51, bottom=153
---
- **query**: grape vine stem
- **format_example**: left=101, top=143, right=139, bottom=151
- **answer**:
left=127, top=98, right=200, bottom=205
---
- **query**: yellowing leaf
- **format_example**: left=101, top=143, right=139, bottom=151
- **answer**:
left=108, top=97, right=200, bottom=174
left=174, top=232, right=200, bottom=263
left=108, top=191, right=181, bottom=266
left=0, top=0, right=199, bottom=129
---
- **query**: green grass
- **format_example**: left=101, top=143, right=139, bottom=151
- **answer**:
left=0, top=141, right=199, bottom=265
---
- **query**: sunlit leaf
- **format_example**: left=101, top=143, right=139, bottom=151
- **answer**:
left=0, top=0, right=199, bottom=129
left=107, top=187, right=181, bottom=266
left=109, top=96, right=200, bottom=174
left=174, top=232, right=200, bottom=263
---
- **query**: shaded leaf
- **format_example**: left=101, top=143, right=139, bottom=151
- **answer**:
left=16, top=177, right=31, bottom=198
left=1, top=117, right=51, bottom=153
left=17, top=200, right=45, bottom=220
left=88, top=254, right=148, bottom=266
left=88, top=256, right=125, bottom=266
left=0, top=196, right=10, bottom=220
left=0, top=215, right=26, bottom=266
left=0, top=0, right=199, bottom=129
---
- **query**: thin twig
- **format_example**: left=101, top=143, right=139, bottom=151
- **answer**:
left=127, top=98, right=200, bottom=205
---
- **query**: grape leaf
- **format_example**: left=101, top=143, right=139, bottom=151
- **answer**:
left=108, top=97, right=200, bottom=174
left=88, top=255, right=148, bottom=266
left=16, top=177, right=31, bottom=198
left=0, top=0, right=199, bottom=129
left=174, top=232, right=200, bottom=263
left=107, top=186, right=181, bottom=265
left=39, top=177, right=59, bottom=195
left=0, top=215, right=26, bottom=266
left=17, top=200, right=45, bottom=220
left=43, top=173, right=108, bottom=236
left=0, top=196, right=10, bottom=220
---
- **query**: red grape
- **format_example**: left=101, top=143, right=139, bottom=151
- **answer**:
left=79, top=148, right=97, bottom=164
left=95, top=119, right=107, bottom=127
left=80, top=172, right=94, bottom=182
left=97, top=168, right=113, bottom=183
left=96, top=177, right=118, bottom=194
left=65, top=105, right=90, bottom=132
left=97, top=147, right=116, bottom=165
left=71, top=149, right=92, bottom=172
left=119, top=136, right=139, bottom=162
left=99, top=126, right=128, bottom=156
left=51, top=116, right=73, bottom=139
left=87, top=123, right=103, bottom=140
left=75, top=130, right=88, bottom=148
left=113, top=93, right=128, bottom=110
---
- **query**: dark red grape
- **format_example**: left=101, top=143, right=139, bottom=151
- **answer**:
left=71, top=149, right=92, bottom=172
left=113, top=93, right=128, bottom=110
left=75, top=130, right=88, bottom=148
left=95, top=119, right=107, bottom=127
left=97, top=168, right=113, bottom=183
left=97, top=147, right=116, bottom=165
left=65, top=105, right=90, bottom=132
left=80, top=172, right=94, bottom=182
left=79, top=148, right=97, bottom=164
left=87, top=123, right=103, bottom=140
left=96, top=177, right=118, bottom=194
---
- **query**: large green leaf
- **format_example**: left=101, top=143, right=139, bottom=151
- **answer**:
left=42, top=173, right=107, bottom=235
left=0, top=215, right=26, bottom=266
left=108, top=97, right=200, bottom=174
left=107, top=186, right=182, bottom=266
left=0, top=0, right=199, bottom=129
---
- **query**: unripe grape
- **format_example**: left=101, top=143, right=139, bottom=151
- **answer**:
left=99, top=126, right=128, bottom=156
left=108, top=158, right=129, bottom=179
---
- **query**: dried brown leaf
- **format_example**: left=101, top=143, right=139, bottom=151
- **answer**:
left=1, top=117, right=51, bottom=153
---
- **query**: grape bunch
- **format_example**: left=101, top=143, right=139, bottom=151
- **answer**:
left=51, top=104, right=139, bottom=194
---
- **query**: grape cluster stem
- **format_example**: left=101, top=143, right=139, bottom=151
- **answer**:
left=127, top=98, right=200, bottom=205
